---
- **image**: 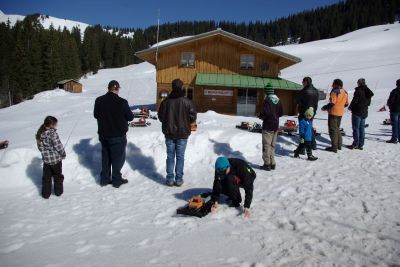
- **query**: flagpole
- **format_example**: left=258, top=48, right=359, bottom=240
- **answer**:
left=156, top=9, right=160, bottom=65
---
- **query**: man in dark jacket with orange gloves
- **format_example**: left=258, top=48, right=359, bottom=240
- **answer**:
left=210, top=156, right=256, bottom=218
left=386, top=79, right=400, bottom=144
left=158, top=79, right=197, bottom=186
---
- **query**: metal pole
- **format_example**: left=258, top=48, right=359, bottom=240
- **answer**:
left=156, top=9, right=160, bottom=65
left=8, top=79, right=11, bottom=106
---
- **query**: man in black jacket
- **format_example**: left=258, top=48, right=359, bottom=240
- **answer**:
left=158, top=79, right=197, bottom=186
left=296, top=77, right=319, bottom=151
left=211, top=157, right=256, bottom=218
left=386, top=79, right=400, bottom=144
left=259, top=83, right=283, bottom=171
left=94, top=80, right=134, bottom=188
left=347, top=78, right=374, bottom=149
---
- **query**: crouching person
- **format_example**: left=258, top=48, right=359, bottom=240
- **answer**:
left=211, top=157, right=256, bottom=218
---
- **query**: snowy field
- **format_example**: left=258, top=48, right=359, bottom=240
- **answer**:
left=0, top=23, right=399, bottom=267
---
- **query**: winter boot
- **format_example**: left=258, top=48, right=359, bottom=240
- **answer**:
left=174, top=180, right=184, bottom=187
left=325, top=147, right=337, bottom=153
left=261, top=164, right=271, bottom=171
left=113, top=178, right=128, bottom=188
left=307, top=155, right=318, bottom=161
left=166, top=180, right=174, bottom=187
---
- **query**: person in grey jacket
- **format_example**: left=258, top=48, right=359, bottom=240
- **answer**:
left=158, top=79, right=196, bottom=186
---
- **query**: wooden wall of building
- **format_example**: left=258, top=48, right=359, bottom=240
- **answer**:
left=63, top=81, right=82, bottom=93
left=194, top=86, right=237, bottom=114
left=156, top=36, right=281, bottom=86
left=151, top=35, right=299, bottom=115
left=275, top=90, right=297, bottom=115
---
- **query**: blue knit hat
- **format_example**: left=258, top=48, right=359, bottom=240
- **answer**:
left=215, top=156, right=230, bottom=172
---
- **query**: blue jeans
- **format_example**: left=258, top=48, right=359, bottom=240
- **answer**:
left=99, top=136, right=127, bottom=185
left=165, top=138, right=188, bottom=183
left=390, top=112, right=400, bottom=141
left=351, top=115, right=366, bottom=147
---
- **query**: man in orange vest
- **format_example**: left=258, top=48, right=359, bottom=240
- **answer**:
left=321, top=79, right=349, bottom=153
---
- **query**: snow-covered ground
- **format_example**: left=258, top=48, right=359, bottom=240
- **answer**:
left=0, top=23, right=399, bottom=267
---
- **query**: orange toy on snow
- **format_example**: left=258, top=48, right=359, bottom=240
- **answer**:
left=188, top=195, right=204, bottom=209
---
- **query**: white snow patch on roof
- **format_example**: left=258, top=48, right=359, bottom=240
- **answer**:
left=151, top=36, right=192, bottom=48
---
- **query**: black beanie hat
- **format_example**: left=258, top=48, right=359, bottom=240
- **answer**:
left=303, top=77, right=312, bottom=85
left=172, top=79, right=183, bottom=91
left=397, top=79, right=400, bottom=87
left=333, top=79, right=343, bottom=88
left=108, top=80, right=120, bottom=90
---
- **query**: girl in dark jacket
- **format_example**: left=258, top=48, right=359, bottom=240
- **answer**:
left=36, top=116, right=66, bottom=199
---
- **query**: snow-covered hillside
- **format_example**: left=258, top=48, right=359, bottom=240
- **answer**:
left=0, top=9, right=89, bottom=32
left=277, top=23, right=400, bottom=100
left=0, top=10, right=134, bottom=38
left=0, top=24, right=399, bottom=267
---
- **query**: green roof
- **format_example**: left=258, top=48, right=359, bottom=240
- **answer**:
left=195, top=73, right=302, bottom=91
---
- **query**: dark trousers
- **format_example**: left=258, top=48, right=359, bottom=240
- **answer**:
left=295, top=141, right=313, bottom=157
left=328, top=115, right=342, bottom=150
left=99, top=135, right=127, bottom=186
left=42, top=161, right=64, bottom=199
left=221, top=175, right=242, bottom=207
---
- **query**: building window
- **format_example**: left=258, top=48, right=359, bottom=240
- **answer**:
left=240, top=54, right=255, bottom=69
left=181, top=52, right=195, bottom=67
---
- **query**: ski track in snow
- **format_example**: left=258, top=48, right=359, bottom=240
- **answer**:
left=0, top=24, right=400, bottom=266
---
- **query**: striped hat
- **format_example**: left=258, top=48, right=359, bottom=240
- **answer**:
left=264, top=82, right=274, bottom=95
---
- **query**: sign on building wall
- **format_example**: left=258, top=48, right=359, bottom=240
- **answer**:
left=204, top=89, right=233, bottom=97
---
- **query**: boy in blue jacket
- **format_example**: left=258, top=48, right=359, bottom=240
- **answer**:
left=294, top=107, right=318, bottom=161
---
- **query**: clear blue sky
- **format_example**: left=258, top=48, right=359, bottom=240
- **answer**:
left=0, top=0, right=341, bottom=29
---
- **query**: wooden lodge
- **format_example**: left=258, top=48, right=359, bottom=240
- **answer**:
left=57, top=79, right=83, bottom=93
left=135, top=29, right=302, bottom=116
